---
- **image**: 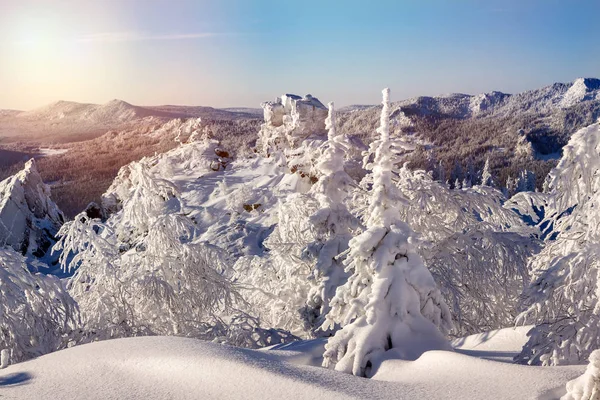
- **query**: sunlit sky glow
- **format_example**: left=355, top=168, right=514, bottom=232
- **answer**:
left=1, top=0, right=599, bottom=110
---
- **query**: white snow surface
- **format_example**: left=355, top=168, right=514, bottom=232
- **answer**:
left=0, top=328, right=584, bottom=399
left=36, top=148, right=69, bottom=157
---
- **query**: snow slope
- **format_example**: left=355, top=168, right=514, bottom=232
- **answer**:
left=0, top=331, right=584, bottom=400
left=101, top=141, right=309, bottom=259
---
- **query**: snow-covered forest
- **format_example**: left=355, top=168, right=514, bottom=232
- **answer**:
left=2, top=80, right=600, bottom=399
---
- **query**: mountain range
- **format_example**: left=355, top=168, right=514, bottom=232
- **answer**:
left=0, top=99, right=262, bottom=143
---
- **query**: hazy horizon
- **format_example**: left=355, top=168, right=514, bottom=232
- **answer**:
left=2, top=0, right=599, bottom=110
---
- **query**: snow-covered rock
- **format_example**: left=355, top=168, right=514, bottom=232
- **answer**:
left=257, top=94, right=328, bottom=154
left=560, top=78, right=600, bottom=109
left=0, top=159, right=64, bottom=257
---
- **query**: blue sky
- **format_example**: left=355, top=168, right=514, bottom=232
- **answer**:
left=0, top=0, right=599, bottom=109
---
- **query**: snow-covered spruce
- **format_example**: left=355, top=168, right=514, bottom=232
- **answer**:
left=481, top=157, right=493, bottom=186
left=302, top=102, right=358, bottom=335
left=322, top=88, right=453, bottom=377
left=517, top=122, right=600, bottom=366
left=0, top=247, right=77, bottom=365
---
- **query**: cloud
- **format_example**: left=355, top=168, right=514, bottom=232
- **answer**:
left=76, top=31, right=219, bottom=43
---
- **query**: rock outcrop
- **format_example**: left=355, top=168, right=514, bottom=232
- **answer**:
left=257, top=94, right=328, bottom=155
left=0, top=159, right=64, bottom=257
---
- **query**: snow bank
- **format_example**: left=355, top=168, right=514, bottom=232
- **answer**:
left=0, top=335, right=584, bottom=400
left=452, top=325, right=531, bottom=362
left=371, top=349, right=582, bottom=400
left=0, top=337, right=392, bottom=400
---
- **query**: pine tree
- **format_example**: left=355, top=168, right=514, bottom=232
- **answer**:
left=322, top=88, right=452, bottom=377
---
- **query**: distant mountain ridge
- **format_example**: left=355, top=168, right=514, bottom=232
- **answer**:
left=336, top=78, right=600, bottom=189
left=18, top=99, right=178, bottom=124
left=18, top=99, right=261, bottom=123
left=341, top=77, right=600, bottom=119
left=0, top=99, right=262, bottom=143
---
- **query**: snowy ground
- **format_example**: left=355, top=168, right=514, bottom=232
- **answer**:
left=36, top=147, right=69, bottom=157
left=0, top=328, right=584, bottom=399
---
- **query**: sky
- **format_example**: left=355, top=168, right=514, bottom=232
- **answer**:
left=0, top=0, right=599, bottom=110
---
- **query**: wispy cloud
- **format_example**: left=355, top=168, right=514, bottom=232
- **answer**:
left=76, top=31, right=219, bottom=43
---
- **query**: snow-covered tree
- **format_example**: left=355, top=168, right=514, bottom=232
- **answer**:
left=57, top=161, right=240, bottom=341
left=55, top=214, right=134, bottom=339
left=0, top=247, right=78, bottom=364
left=435, top=160, right=446, bottom=184
left=515, top=169, right=536, bottom=193
left=302, top=102, right=357, bottom=335
left=387, top=166, right=539, bottom=335
left=481, top=157, right=493, bottom=186
left=454, top=178, right=462, bottom=190
left=505, top=175, right=516, bottom=197
left=126, top=214, right=239, bottom=337
left=234, top=193, right=319, bottom=336
left=451, top=161, right=463, bottom=186
left=322, top=88, right=452, bottom=377
left=114, top=161, right=180, bottom=243
left=517, top=122, right=600, bottom=366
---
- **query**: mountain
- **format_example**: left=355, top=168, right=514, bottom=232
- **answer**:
left=0, top=99, right=262, bottom=144
left=17, top=99, right=261, bottom=124
left=0, top=159, right=64, bottom=258
left=337, top=78, right=600, bottom=189
left=343, top=77, right=600, bottom=120
left=147, top=105, right=262, bottom=120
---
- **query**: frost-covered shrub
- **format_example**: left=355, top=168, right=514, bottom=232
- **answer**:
left=0, top=247, right=78, bottom=364
left=517, top=123, right=600, bottom=366
left=427, top=229, right=537, bottom=335
left=57, top=162, right=241, bottom=342
left=234, top=193, right=319, bottom=336
left=210, top=313, right=298, bottom=349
